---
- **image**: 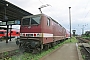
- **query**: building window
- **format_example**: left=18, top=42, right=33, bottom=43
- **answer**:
left=47, top=18, right=50, bottom=26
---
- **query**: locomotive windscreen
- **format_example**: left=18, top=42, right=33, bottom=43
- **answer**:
left=22, top=18, right=30, bottom=25
left=22, top=16, right=41, bottom=26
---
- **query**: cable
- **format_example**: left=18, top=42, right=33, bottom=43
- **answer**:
left=83, top=10, right=90, bottom=20
left=38, top=0, right=43, bottom=4
left=82, top=0, right=90, bottom=20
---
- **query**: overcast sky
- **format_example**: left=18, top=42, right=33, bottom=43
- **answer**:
left=7, top=0, right=90, bottom=35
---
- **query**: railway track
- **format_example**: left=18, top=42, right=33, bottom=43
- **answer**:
left=81, top=45, right=90, bottom=60
left=76, top=37, right=90, bottom=60
left=0, top=49, right=20, bottom=59
left=83, top=47, right=90, bottom=54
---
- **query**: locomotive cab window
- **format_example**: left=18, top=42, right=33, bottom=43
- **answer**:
left=22, top=16, right=41, bottom=26
left=22, top=18, right=30, bottom=25
left=31, top=16, right=40, bottom=25
left=47, top=18, right=50, bottom=26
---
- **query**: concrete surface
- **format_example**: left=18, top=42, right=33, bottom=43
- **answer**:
left=0, top=38, right=19, bottom=53
left=40, top=43, right=79, bottom=60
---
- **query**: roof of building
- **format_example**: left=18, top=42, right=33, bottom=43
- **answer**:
left=0, top=0, right=33, bottom=21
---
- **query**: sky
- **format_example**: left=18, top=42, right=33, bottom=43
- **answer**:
left=6, top=0, right=90, bottom=35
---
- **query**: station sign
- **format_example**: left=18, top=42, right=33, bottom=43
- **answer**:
left=0, top=20, right=20, bottom=25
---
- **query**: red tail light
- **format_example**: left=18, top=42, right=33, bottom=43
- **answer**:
left=34, top=34, right=36, bottom=36
left=23, top=34, right=25, bottom=36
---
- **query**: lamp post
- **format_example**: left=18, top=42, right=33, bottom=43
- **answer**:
left=69, top=7, right=71, bottom=42
left=38, top=4, right=51, bottom=13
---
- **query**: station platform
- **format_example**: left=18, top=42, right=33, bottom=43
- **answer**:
left=40, top=43, right=83, bottom=60
left=0, top=38, right=19, bottom=53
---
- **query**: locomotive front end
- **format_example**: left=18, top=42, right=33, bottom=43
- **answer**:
left=20, top=14, right=42, bottom=53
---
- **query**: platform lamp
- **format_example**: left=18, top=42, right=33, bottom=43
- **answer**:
left=69, top=7, right=71, bottom=42
left=4, top=3, right=9, bottom=43
left=38, top=4, right=51, bottom=13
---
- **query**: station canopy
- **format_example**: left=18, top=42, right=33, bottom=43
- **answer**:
left=0, top=0, right=33, bottom=25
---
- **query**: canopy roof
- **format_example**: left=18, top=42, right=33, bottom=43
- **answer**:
left=0, top=0, right=32, bottom=21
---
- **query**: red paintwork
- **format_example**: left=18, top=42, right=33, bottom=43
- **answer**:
left=66, top=30, right=70, bottom=38
left=41, top=15, right=53, bottom=44
left=52, top=19, right=66, bottom=41
left=20, top=25, right=41, bottom=33
left=40, top=15, right=53, bottom=34
left=43, top=37, right=53, bottom=44
left=0, top=30, right=6, bottom=38
left=8, top=30, right=20, bottom=37
left=0, top=30, right=20, bottom=38
left=20, top=14, right=69, bottom=44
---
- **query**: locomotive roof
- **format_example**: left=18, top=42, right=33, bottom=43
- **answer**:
left=44, top=14, right=66, bottom=30
left=22, top=14, right=65, bottom=29
left=22, top=14, right=42, bottom=19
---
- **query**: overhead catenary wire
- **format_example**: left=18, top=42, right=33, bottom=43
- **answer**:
left=38, top=0, right=44, bottom=4
left=82, top=0, right=90, bottom=21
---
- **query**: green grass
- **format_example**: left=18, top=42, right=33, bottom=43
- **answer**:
left=82, top=55, right=86, bottom=60
left=11, top=43, right=64, bottom=60
left=3, top=37, right=78, bottom=60
left=82, top=36, right=90, bottom=39
left=64, top=37, right=78, bottom=43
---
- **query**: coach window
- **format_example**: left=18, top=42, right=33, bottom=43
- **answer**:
left=47, top=18, right=50, bottom=26
left=16, top=32, right=19, bottom=34
left=11, top=31, right=13, bottom=33
left=0, top=32, right=4, bottom=34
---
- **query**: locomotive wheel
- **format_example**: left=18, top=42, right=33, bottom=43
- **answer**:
left=19, top=43, right=25, bottom=53
left=32, top=48, right=41, bottom=54
left=44, top=44, right=50, bottom=50
left=20, top=43, right=32, bottom=53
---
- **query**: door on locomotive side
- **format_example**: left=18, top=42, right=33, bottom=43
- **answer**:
left=41, top=15, right=53, bottom=44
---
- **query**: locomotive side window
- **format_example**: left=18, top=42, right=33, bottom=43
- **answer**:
left=22, top=18, right=30, bottom=25
left=47, top=18, right=50, bottom=26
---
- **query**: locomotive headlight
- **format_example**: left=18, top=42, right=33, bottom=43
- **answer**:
left=37, top=33, right=40, bottom=37
left=20, top=33, right=25, bottom=36
left=20, top=33, right=23, bottom=36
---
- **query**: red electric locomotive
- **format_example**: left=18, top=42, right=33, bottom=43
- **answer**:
left=20, top=14, right=68, bottom=52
